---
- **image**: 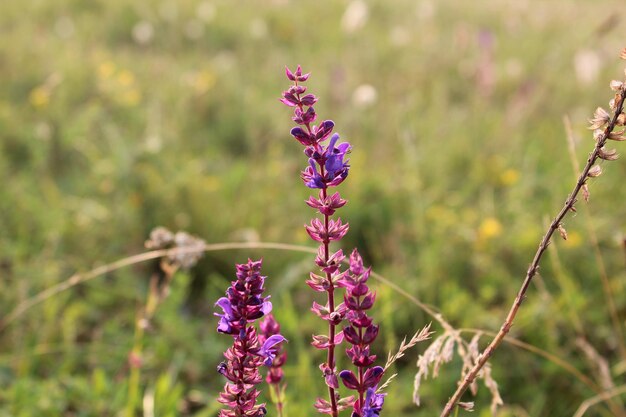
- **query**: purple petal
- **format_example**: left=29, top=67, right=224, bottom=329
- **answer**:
left=215, top=297, right=233, bottom=316
left=260, top=334, right=287, bottom=365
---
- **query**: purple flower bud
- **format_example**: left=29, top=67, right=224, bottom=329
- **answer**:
left=339, top=370, right=359, bottom=390
left=362, top=325, right=379, bottom=345
left=293, top=106, right=317, bottom=125
left=290, top=127, right=314, bottom=146
left=285, top=65, right=310, bottom=82
left=305, top=218, right=349, bottom=242
left=362, top=366, right=384, bottom=389
left=313, top=120, right=335, bottom=142
left=300, top=94, right=318, bottom=106
left=343, top=325, right=361, bottom=345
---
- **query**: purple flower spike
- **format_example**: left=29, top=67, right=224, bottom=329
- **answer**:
left=281, top=66, right=376, bottom=416
left=339, top=249, right=386, bottom=416
left=215, top=260, right=285, bottom=417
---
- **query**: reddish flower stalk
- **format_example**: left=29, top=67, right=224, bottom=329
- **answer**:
left=259, top=314, right=287, bottom=417
left=281, top=65, right=352, bottom=416
left=215, top=259, right=286, bottom=417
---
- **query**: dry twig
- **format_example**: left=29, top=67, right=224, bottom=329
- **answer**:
left=440, top=56, right=626, bottom=417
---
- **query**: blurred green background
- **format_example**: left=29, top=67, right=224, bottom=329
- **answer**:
left=1, top=0, right=626, bottom=416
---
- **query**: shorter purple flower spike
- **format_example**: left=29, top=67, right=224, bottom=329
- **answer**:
left=339, top=250, right=385, bottom=416
left=216, top=260, right=285, bottom=417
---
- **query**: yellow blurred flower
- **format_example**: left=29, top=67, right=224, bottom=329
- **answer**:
left=192, top=69, right=216, bottom=95
left=500, top=168, right=519, bottom=186
left=203, top=176, right=221, bottom=192
left=120, top=89, right=141, bottom=106
left=29, top=86, right=50, bottom=108
left=478, top=217, right=502, bottom=241
left=98, top=61, right=116, bottom=80
left=117, top=70, right=135, bottom=87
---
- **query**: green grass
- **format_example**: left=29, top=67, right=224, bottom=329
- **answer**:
left=1, top=0, right=626, bottom=415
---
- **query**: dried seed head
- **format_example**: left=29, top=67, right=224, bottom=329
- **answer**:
left=610, top=80, right=624, bottom=91
left=589, top=107, right=610, bottom=129
left=458, top=402, right=475, bottom=412
left=608, top=129, right=626, bottom=141
left=588, top=165, right=603, bottom=178
left=617, top=113, right=626, bottom=126
left=609, top=98, right=617, bottom=111
left=593, top=129, right=604, bottom=142
left=599, top=147, right=619, bottom=160
left=620, top=47, right=626, bottom=60
left=583, top=183, right=590, bottom=202
left=557, top=223, right=568, bottom=240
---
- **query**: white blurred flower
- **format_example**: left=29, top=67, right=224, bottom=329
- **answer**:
left=415, top=0, right=436, bottom=21
left=55, top=16, right=75, bottom=39
left=249, top=18, right=268, bottom=39
left=352, top=84, right=378, bottom=108
left=185, top=19, right=205, bottom=40
left=196, top=1, right=216, bottom=22
left=341, top=0, right=368, bottom=34
left=132, top=21, right=154, bottom=45
left=574, top=49, right=602, bottom=86
left=390, top=26, right=410, bottom=47
left=158, top=0, right=178, bottom=21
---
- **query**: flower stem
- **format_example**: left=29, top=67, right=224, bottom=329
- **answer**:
left=440, top=83, right=626, bottom=417
left=322, top=187, right=339, bottom=417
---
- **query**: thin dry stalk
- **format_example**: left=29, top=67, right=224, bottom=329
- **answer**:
left=573, top=385, right=626, bottom=417
left=575, top=337, right=615, bottom=392
left=440, top=70, right=626, bottom=417
left=564, top=114, right=626, bottom=361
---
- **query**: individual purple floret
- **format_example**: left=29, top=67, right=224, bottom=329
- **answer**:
left=215, top=259, right=286, bottom=417
left=259, top=314, right=287, bottom=383
left=338, top=250, right=385, bottom=417
left=361, top=387, right=386, bottom=417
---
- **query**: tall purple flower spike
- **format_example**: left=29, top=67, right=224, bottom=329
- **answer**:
left=281, top=65, right=384, bottom=417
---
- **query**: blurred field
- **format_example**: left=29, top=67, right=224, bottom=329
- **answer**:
left=1, top=0, right=626, bottom=416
